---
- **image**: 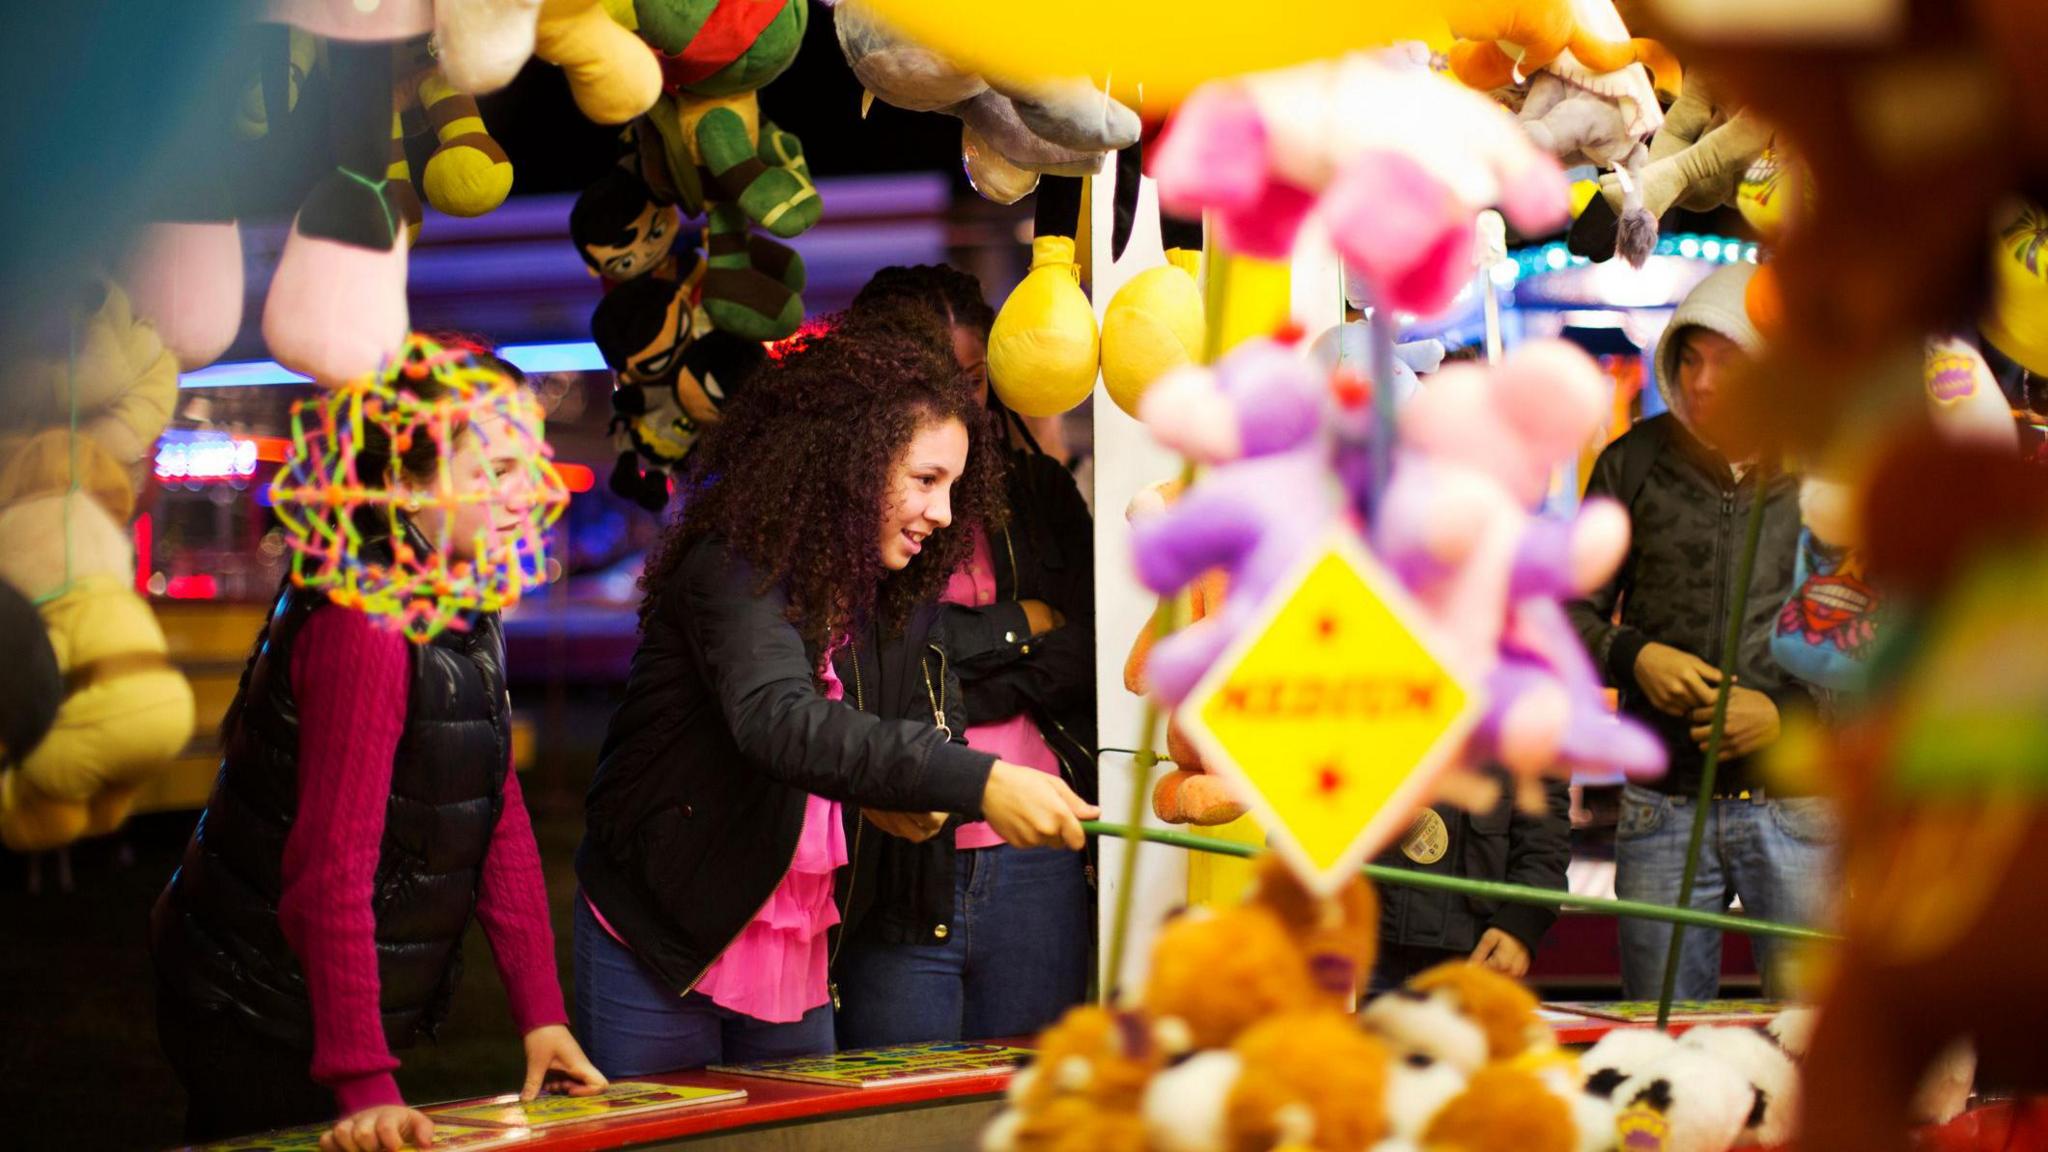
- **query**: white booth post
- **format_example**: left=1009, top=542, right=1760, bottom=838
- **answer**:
left=1088, top=169, right=1345, bottom=998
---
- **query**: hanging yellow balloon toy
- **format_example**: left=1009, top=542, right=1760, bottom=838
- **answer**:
left=858, top=0, right=1451, bottom=117
left=269, top=334, right=572, bottom=644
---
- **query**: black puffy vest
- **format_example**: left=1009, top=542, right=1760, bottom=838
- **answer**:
left=151, top=578, right=510, bottom=1052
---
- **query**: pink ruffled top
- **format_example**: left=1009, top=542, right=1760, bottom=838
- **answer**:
left=689, top=657, right=849, bottom=1023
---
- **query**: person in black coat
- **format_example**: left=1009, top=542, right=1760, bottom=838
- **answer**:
left=827, top=265, right=1099, bottom=1048
left=1369, top=770, right=1572, bottom=992
left=573, top=312, right=1096, bottom=1077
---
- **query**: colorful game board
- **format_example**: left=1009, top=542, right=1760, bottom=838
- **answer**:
left=1545, top=1000, right=1786, bottom=1026
left=191, top=1120, right=527, bottom=1152
left=711, top=1042, right=1032, bottom=1089
left=428, top=1082, right=745, bottom=1129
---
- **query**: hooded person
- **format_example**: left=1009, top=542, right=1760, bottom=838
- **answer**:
left=1563, top=262, right=1827, bottom=1002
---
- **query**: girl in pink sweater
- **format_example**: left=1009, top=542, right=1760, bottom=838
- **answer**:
left=151, top=339, right=602, bottom=1151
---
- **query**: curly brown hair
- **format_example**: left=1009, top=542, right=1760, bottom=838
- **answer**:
left=849, top=264, right=996, bottom=338
left=638, top=312, right=1009, bottom=653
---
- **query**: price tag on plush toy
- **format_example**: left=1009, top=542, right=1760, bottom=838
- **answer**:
left=1179, top=528, right=1482, bottom=896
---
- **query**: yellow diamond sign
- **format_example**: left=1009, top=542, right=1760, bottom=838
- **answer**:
left=1180, top=528, right=1484, bottom=895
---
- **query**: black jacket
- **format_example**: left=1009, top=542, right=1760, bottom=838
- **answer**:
left=1373, top=773, right=1571, bottom=955
left=837, top=452, right=1098, bottom=951
left=1565, top=414, right=1810, bottom=797
left=151, top=582, right=510, bottom=1051
left=935, top=450, right=1098, bottom=795
left=576, top=536, right=996, bottom=997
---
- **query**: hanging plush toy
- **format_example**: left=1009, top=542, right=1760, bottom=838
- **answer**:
left=1100, top=211, right=1206, bottom=419
left=631, top=0, right=819, bottom=341
left=832, top=0, right=1140, bottom=204
left=591, top=275, right=762, bottom=510
left=1772, top=338, right=2019, bottom=695
left=0, top=283, right=195, bottom=853
left=571, top=166, right=695, bottom=287
left=124, top=2, right=658, bottom=379
left=1123, top=480, right=1243, bottom=826
left=1444, top=0, right=1683, bottom=269
left=1375, top=341, right=1666, bottom=810
left=1127, top=339, right=1349, bottom=705
left=1569, top=69, right=1773, bottom=264
left=989, top=175, right=1100, bottom=418
left=386, top=36, right=515, bottom=245
left=268, top=333, right=571, bottom=642
left=1152, top=49, right=1570, bottom=317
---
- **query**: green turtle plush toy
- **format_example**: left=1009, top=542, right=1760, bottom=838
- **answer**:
left=631, top=0, right=819, bottom=341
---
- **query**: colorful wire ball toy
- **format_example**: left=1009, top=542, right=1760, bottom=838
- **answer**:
left=269, top=334, right=571, bottom=644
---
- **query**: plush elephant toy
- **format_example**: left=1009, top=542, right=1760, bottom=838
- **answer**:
left=832, top=0, right=1140, bottom=204
left=1571, top=70, right=1772, bottom=264
left=1445, top=0, right=1682, bottom=268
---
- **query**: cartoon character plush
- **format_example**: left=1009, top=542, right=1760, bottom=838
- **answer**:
left=1376, top=340, right=1665, bottom=810
left=1121, top=480, right=1242, bottom=826
left=987, top=175, right=1100, bottom=418
left=571, top=166, right=694, bottom=286
left=1153, top=49, right=1569, bottom=316
left=1609, top=1045, right=1756, bottom=1152
left=832, top=0, right=1140, bottom=204
left=1570, top=70, right=1773, bottom=264
left=1100, top=207, right=1207, bottom=419
left=386, top=35, right=516, bottom=244
left=1981, top=202, right=2048, bottom=379
left=1772, top=339, right=2019, bottom=694
left=1127, top=338, right=1348, bottom=706
left=633, top=0, right=820, bottom=341
left=1445, top=0, right=1682, bottom=268
left=1677, top=1026, right=1801, bottom=1148
left=592, top=275, right=760, bottom=510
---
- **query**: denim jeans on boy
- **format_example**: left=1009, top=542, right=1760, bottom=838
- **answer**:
left=572, top=895, right=835, bottom=1077
left=1614, top=783, right=1836, bottom=1001
left=834, top=843, right=1089, bottom=1047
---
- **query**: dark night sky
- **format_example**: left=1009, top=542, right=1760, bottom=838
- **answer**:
left=480, top=4, right=971, bottom=199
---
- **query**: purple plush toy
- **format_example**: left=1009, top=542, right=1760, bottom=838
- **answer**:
left=1129, top=339, right=1348, bottom=706
left=1376, top=340, right=1665, bottom=810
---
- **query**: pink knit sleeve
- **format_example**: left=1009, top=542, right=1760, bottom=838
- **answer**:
left=475, top=767, right=569, bottom=1035
left=277, top=606, right=411, bottom=1117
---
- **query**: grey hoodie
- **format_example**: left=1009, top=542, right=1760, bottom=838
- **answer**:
left=1655, top=263, right=1765, bottom=432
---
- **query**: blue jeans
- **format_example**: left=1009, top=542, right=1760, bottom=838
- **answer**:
left=572, top=896, right=835, bottom=1077
left=834, top=844, right=1089, bottom=1046
left=1614, top=784, right=1836, bottom=1001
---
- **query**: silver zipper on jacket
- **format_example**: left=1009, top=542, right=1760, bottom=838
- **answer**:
left=921, top=643, right=951, bottom=740
left=829, top=642, right=866, bottom=1010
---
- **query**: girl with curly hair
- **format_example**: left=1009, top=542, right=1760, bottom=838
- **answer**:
left=827, top=265, right=1098, bottom=1048
left=572, top=316, right=1096, bottom=1076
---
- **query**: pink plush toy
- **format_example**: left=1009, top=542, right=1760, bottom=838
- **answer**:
left=1129, top=339, right=1348, bottom=706
left=1375, top=340, right=1664, bottom=808
left=1149, top=50, right=1569, bottom=317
